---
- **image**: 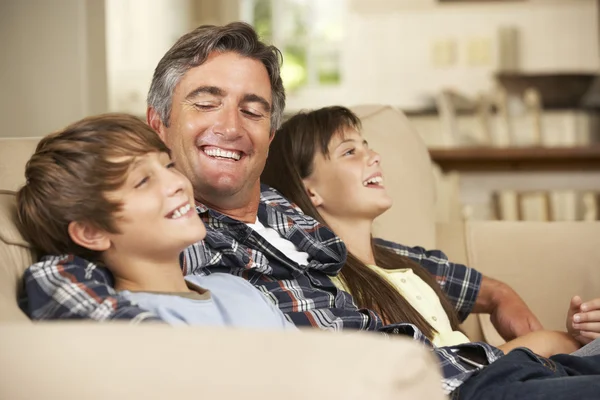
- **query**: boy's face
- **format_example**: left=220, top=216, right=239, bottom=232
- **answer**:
left=105, top=151, right=206, bottom=262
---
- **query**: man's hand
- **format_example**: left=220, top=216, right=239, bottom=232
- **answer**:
left=567, top=296, right=600, bottom=345
left=473, top=276, right=543, bottom=341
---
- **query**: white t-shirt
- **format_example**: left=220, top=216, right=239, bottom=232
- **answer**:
left=246, top=219, right=310, bottom=266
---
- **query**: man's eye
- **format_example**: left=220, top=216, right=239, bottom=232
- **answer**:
left=194, top=103, right=215, bottom=110
left=134, top=176, right=149, bottom=189
left=242, top=109, right=262, bottom=118
left=166, top=161, right=176, bottom=169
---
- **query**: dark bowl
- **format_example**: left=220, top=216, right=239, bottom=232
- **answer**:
left=495, top=73, right=598, bottom=108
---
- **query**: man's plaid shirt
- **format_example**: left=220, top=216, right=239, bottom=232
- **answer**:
left=23, top=184, right=503, bottom=394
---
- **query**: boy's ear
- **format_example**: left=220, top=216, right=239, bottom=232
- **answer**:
left=147, top=107, right=167, bottom=142
left=302, top=179, right=324, bottom=208
left=68, top=221, right=111, bottom=252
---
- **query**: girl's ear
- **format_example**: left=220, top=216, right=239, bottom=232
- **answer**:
left=68, top=221, right=111, bottom=252
left=302, top=178, right=324, bottom=208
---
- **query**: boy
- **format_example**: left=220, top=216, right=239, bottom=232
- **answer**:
left=17, top=113, right=294, bottom=330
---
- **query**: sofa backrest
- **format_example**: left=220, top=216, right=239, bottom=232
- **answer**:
left=0, top=191, right=34, bottom=322
left=0, top=137, right=40, bottom=322
left=351, top=105, right=436, bottom=249
left=0, top=137, right=40, bottom=191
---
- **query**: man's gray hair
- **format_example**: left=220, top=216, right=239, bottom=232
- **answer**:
left=147, top=22, right=286, bottom=132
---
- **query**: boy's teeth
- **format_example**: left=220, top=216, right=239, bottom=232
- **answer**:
left=170, top=204, right=191, bottom=219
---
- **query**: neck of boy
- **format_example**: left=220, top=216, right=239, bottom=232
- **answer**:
left=196, top=183, right=261, bottom=223
left=107, top=256, right=190, bottom=293
left=322, top=217, right=376, bottom=265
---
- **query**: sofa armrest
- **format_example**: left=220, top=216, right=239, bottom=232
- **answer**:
left=0, top=323, right=445, bottom=399
left=437, top=221, right=600, bottom=345
left=463, top=221, right=600, bottom=334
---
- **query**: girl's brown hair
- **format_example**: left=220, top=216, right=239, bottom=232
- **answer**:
left=262, top=106, right=461, bottom=339
left=17, top=113, right=170, bottom=261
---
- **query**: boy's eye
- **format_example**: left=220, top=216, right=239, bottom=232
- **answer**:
left=343, top=148, right=355, bottom=156
left=134, top=176, right=149, bottom=189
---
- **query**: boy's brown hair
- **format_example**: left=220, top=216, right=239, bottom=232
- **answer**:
left=17, top=113, right=170, bottom=261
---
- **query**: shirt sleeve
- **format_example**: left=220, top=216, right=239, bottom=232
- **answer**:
left=374, top=238, right=481, bottom=322
left=24, top=254, right=161, bottom=322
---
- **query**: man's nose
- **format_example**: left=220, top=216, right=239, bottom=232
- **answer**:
left=213, top=104, right=242, bottom=139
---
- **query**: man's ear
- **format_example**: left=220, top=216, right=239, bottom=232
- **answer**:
left=302, top=179, right=324, bottom=208
left=68, top=221, right=111, bottom=252
left=147, top=107, right=167, bottom=142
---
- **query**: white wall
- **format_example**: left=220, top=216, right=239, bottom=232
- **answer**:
left=0, top=0, right=107, bottom=137
left=287, top=0, right=600, bottom=111
left=105, top=0, right=195, bottom=115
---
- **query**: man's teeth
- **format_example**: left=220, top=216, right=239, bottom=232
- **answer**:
left=363, top=176, right=383, bottom=186
left=170, top=204, right=192, bottom=219
left=204, top=148, right=241, bottom=161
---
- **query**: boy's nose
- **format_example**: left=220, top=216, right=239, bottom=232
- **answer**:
left=164, top=170, right=186, bottom=197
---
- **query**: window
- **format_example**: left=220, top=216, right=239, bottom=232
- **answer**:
left=242, top=0, right=345, bottom=93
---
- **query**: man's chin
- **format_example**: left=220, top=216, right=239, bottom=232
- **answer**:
left=195, top=177, right=248, bottom=199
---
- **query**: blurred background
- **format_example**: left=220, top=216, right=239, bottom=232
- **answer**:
left=1, top=0, right=599, bottom=222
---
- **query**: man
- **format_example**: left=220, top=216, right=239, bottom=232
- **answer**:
left=24, top=22, right=542, bottom=394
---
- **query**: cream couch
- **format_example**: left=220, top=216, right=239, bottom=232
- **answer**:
left=1, top=105, right=600, bottom=398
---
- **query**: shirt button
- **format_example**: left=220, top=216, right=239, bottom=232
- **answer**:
left=416, top=295, right=422, bottom=300
left=431, top=316, right=437, bottom=321
left=400, top=278, right=407, bottom=283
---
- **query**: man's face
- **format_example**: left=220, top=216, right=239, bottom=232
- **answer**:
left=153, top=51, right=273, bottom=204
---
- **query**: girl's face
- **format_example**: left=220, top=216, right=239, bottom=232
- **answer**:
left=302, top=127, right=392, bottom=222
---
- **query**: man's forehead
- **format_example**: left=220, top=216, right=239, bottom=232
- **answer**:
left=176, top=51, right=272, bottom=100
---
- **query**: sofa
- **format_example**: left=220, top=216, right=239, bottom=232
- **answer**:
left=1, top=105, right=600, bottom=399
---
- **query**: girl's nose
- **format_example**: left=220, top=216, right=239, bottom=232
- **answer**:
left=368, top=149, right=381, bottom=165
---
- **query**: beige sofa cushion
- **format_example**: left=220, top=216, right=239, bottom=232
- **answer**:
left=0, top=137, right=39, bottom=191
left=0, top=323, right=445, bottom=399
left=0, top=190, right=35, bottom=322
left=352, top=105, right=437, bottom=249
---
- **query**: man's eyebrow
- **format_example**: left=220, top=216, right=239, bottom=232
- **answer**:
left=185, top=86, right=225, bottom=101
left=241, top=93, right=271, bottom=113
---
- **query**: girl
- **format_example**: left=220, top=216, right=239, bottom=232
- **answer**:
left=262, top=106, right=598, bottom=356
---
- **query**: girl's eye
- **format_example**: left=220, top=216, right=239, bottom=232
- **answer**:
left=134, top=176, right=149, bottom=189
left=166, top=161, right=176, bottom=169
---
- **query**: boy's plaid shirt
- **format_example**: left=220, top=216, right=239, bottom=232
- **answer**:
left=23, top=184, right=503, bottom=394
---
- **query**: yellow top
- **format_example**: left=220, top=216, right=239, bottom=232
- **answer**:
left=332, top=266, right=470, bottom=347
